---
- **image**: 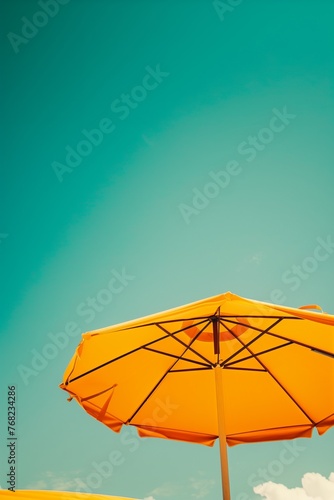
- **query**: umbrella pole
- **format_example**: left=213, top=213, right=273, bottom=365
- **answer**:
left=214, top=365, right=231, bottom=500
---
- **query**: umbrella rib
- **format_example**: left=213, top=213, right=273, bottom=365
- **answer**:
left=126, top=321, right=211, bottom=424
left=224, top=366, right=266, bottom=372
left=118, top=316, right=221, bottom=330
left=222, top=318, right=284, bottom=366
left=218, top=316, right=301, bottom=344
left=220, top=315, right=301, bottom=319
left=311, top=348, right=334, bottom=359
left=266, top=331, right=334, bottom=358
left=228, top=423, right=312, bottom=438
left=143, top=346, right=211, bottom=368
left=220, top=320, right=317, bottom=426
left=156, top=323, right=214, bottom=366
left=118, top=315, right=301, bottom=331
left=157, top=318, right=210, bottom=336
left=220, top=317, right=278, bottom=334
left=224, top=341, right=293, bottom=368
left=170, top=367, right=212, bottom=373
left=67, top=332, right=174, bottom=384
left=80, top=384, right=117, bottom=402
left=220, top=318, right=263, bottom=334
left=67, top=319, right=210, bottom=384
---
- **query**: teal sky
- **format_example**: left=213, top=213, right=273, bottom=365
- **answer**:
left=1, top=1, right=334, bottom=499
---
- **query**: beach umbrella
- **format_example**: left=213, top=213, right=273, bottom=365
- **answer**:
left=60, top=292, right=334, bottom=500
left=0, top=491, right=135, bottom=499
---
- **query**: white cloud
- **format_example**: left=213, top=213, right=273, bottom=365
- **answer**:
left=27, top=470, right=81, bottom=491
left=248, top=252, right=264, bottom=265
left=254, top=472, right=334, bottom=499
left=27, top=479, right=48, bottom=490
left=148, top=472, right=215, bottom=499
left=189, top=472, right=215, bottom=498
left=149, top=482, right=182, bottom=497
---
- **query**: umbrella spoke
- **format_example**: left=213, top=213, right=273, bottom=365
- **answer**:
left=311, top=349, right=334, bottom=359
left=68, top=320, right=212, bottom=384
left=118, top=314, right=301, bottom=331
left=126, top=321, right=212, bottom=424
left=220, top=315, right=301, bottom=319
left=228, top=423, right=312, bottom=438
left=170, top=367, right=213, bottom=373
left=157, top=318, right=210, bottom=336
left=143, top=346, right=211, bottom=368
left=224, top=341, right=293, bottom=368
left=219, top=317, right=276, bottom=334
left=221, top=317, right=284, bottom=366
left=119, top=315, right=224, bottom=330
left=156, top=322, right=214, bottom=366
left=266, top=331, right=334, bottom=358
left=67, top=333, right=171, bottom=383
left=220, top=320, right=317, bottom=426
left=223, top=366, right=266, bottom=372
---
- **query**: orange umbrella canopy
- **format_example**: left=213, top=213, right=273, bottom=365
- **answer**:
left=0, top=491, right=135, bottom=499
left=60, top=292, right=334, bottom=447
